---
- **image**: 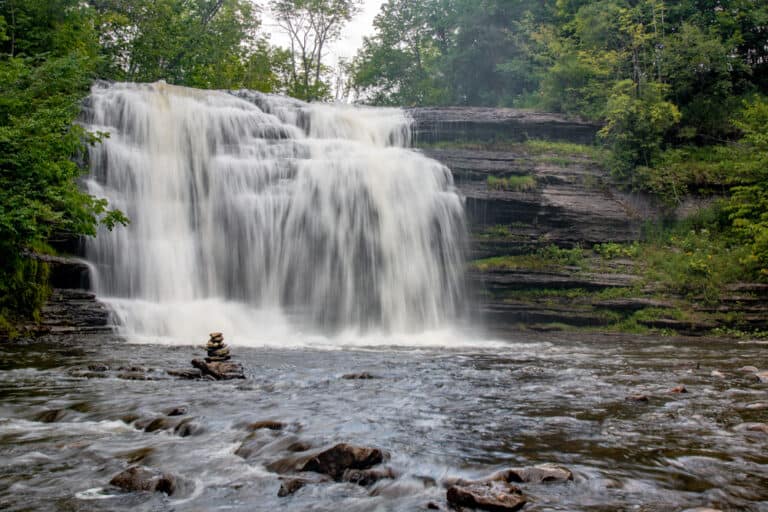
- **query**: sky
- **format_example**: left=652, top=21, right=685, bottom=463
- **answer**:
left=261, top=0, right=386, bottom=62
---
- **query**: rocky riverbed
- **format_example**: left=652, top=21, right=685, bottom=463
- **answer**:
left=1, top=332, right=767, bottom=511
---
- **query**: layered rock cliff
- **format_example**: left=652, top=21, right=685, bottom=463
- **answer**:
left=409, top=107, right=768, bottom=336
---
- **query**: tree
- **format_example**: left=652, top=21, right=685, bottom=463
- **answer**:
left=0, top=0, right=126, bottom=330
left=271, top=0, right=361, bottom=100
left=91, top=0, right=285, bottom=91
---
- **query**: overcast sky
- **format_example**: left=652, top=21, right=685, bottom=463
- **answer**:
left=261, top=0, right=386, bottom=62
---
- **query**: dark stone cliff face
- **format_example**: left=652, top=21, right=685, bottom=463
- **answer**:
left=15, top=255, right=113, bottom=339
left=409, top=107, right=651, bottom=255
left=408, top=107, right=598, bottom=145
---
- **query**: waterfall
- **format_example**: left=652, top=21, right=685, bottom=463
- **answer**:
left=82, top=81, right=467, bottom=343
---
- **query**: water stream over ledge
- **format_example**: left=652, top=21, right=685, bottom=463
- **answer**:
left=1, top=332, right=766, bottom=511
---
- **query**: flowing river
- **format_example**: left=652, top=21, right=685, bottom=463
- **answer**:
left=0, top=333, right=767, bottom=511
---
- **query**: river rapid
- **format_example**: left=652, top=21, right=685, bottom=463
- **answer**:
left=1, top=332, right=767, bottom=511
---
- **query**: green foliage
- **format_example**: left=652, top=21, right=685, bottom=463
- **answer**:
left=0, top=0, right=127, bottom=328
left=93, top=0, right=288, bottom=92
left=594, top=242, right=640, bottom=260
left=639, top=214, right=752, bottom=301
left=486, top=175, right=537, bottom=192
left=599, top=80, right=681, bottom=177
left=472, top=244, right=583, bottom=271
left=272, top=0, right=361, bottom=100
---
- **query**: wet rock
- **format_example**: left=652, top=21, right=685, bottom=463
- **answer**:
left=35, top=409, right=66, bottom=423
left=277, top=478, right=306, bottom=497
left=191, top=359, right=245, bottom=380
left=670, top=385, right=688, bottom=394
left=164, top=405, right=188, bottom=417
left=277, top=474, right=330, bottom=497
left=120, top=447, right=155, bottom=464
left=342, top=372, right=377, bottom=380
left=625, top=394, right=650, bottom=402
left=117, top=371, right=154, bottom=381
left=139, top=417, right=174, bottom=433
left=710, top=370, right=725, bottom=379
left=427, top=502, right=443, bottom=510
left=755, top=371, right=768, bottom=384
left=737, top=423, right=768, bottom=434
left=268, top=443, right=386, bottom=480
left=167, top=368, right=203, bottom=379
left=109, top=466, right=176, bottom=495
left=174, top=417, right=203, bottom=437
left=744, top=402, right=768, bottom=410
left=88, top=364, right=110, bottom=372
left=342, top=467, right=396, bottom=486
left=738, top=366, right=759, bottom=373
left=447, top=481, right=527, bottom=512
left=245, top=420, right=286, bottom=431
left=120, top=414, right=140, bottom=425
left=118, top=366, right=147, bottom=373
left=490, top=463, right=574, bottom=484
left=287, top=440, right=312, bottom=452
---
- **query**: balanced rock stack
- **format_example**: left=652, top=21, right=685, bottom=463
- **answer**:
left=206, top=332, right=230, bottom=362
left=189, top=331, right=245, bottom=380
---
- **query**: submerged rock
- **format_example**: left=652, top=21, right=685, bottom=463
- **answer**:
left=191, top=359, right=244, bottom=380
left=277, top=478, right=306, bottom=497
left=34, top=409, right=66, bottom=423
left=244, top=420, right=286, bottom=432
left=109, top=466, right=176, bottom=495
left=342, top=372, right=377, bottom=380
left=625, top=394, right=650, bottom=402
left=173, top=417, right=203, bottom=437
left=164, top=406, right=188, bottom=417
left=670, top=385, right=688, bottom=394
left=447, top=481, right=527, bottom=512
left=277, top=474, right=331, bottom=497
left=342, top=467, right=396, bottom=486
left=735, top=422, right=768, bottom=434
left=167, top=368, right=203, bottom=380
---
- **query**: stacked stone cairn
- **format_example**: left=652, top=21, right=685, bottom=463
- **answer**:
left=206, top=332, right=231, bottom=362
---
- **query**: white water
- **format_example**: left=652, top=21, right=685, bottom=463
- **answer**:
left=82, top=82, right=467, bottom=345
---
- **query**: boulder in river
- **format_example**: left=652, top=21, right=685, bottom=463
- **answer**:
left=755, top=371, right=768, bottom=384
left=447, top=481, right=527, bottom=512
left=268, top=443, right=387, bottom=480
left=109, top=466, right=176, bottom=495
left=738, top=366, right=759, bottom=374
left=491, top=463, right=574, bottom=484
left=670, top=385, right=688, bottom=394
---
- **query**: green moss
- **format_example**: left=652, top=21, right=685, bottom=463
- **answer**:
left=594, top=242, right=640, bottom=259
left=422, top=138, right=607, bottom=161
left=487, top=174, right=537, bottom=192
left=471, top=244, right=584, bottom=271
left=0, top=256, right=51, bottom=338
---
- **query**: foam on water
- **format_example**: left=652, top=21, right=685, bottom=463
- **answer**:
left=82, top=82, right=468, bottom=344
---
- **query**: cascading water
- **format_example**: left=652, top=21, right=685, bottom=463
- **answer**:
left=81, top=81, right=467, bottom=344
